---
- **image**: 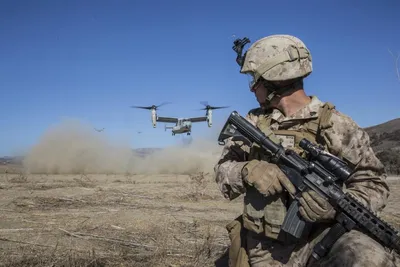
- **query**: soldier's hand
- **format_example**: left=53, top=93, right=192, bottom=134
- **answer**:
left=241, top=160, right=296, bottom=197
left=299, top=190, right=336, bottom=222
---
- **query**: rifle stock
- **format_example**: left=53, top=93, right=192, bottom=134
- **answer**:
left=218, top=110, right=400, bottom=260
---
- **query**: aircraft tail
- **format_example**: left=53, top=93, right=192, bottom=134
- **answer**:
left=164, top=124, right=173, bottom=131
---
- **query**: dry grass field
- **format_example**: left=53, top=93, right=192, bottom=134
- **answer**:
left=1, top=119, right=399, bottom=267
left=0, top=171, right=241, bottom=267
left=0, top=171, right=399, bottom=267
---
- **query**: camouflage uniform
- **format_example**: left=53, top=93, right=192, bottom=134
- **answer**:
left=215, top=96, right=398, bottom=266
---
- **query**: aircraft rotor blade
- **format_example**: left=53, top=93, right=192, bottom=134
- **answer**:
left=130, top=102, right=172, bottom=110
left=156, top=102, right=172, bottom=108
left=199, top=101, right=230, bottom=110
left=209, top=106, right=230, bottom=110
left=200, top=101, right=209, bottom=106
left=130, top=105, right=154, bottom=110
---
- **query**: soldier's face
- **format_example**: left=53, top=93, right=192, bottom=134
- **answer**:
left=251, top=81, right=268, bottom=106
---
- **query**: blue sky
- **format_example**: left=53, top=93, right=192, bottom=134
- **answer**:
left=0, top=0, right=399, bottom=156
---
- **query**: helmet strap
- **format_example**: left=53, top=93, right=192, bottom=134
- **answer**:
left=262, top=78, right=303, bottom=107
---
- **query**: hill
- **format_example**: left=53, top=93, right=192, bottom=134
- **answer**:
left=364, top=118, right=400, bottom=175
left=1, top=118, right=399, bottom=175
left=130, top=120, right=400, bottom=175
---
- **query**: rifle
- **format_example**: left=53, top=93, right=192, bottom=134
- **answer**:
left=217, top=110, right=400, bottom=261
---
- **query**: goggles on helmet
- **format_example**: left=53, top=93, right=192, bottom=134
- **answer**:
left=246, top=72, right=259, bottom=90
left=232, top=37, right=263, bottom=90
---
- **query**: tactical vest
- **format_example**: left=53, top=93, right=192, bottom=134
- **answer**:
left=242, top=102, right=336, bottom=240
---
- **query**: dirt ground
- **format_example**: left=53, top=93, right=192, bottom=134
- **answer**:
left=0, top=171, right=399, bottom=267
left=0, top=171, right=239, bottom=267
left=1, top=119, right=399, bottom=266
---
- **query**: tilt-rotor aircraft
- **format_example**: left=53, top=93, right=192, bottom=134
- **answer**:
left=130, top=102, right=229, bottom=136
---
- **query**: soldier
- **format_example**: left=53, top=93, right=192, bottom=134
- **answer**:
left=214, top=35, right=399, bottom=266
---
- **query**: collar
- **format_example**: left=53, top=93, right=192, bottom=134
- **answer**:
left=269, top=96, right=324, bottom=124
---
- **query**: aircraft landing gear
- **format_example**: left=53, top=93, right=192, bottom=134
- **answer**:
left=172, top=133, right=175, bottom=136
left=187, top=132, right=191, bottom=136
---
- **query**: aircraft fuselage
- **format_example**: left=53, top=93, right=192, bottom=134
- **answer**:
left=171, top=120, right=192, bottom=135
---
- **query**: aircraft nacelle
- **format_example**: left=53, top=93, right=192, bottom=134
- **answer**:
left=151, top=108, right=157, bottom=128
left=206, top=109, right=212, bottom=127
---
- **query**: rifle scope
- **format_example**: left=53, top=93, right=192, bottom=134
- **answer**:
left=299, top=139, right=352, bottom=182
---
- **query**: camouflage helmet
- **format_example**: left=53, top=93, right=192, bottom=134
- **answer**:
left=240, top=35, right=312, bottom=88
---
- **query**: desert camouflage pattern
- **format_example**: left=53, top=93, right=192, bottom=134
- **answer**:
left=214, top=96, right=394, bottom=265
left=214, top=96, right=389, bottom=211
left=246, top=228, right=400, bottom=267
left=240, top=35, right=313, bottom=84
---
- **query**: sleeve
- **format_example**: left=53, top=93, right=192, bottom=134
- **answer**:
left=213, top=111, right=259, bottom=200
left=322, top=111, right=389, bottom=214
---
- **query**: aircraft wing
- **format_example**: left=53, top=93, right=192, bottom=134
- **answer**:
left=157, top=116, right=179, bottom=123
left=188, top=116, right=208, bottom=123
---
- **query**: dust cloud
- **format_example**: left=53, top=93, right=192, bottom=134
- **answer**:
left=23, top=118, right=224, bottom=175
